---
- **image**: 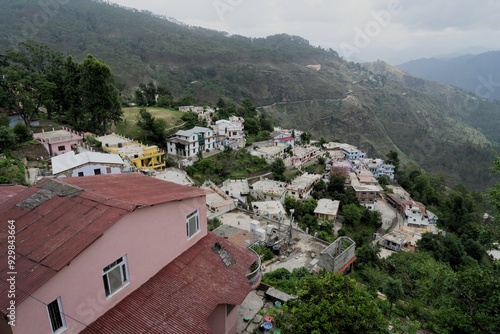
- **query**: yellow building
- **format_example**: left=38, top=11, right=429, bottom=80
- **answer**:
left=130, top=146, right=166, bottom=169
left=96, top=134, right=166, bottom=170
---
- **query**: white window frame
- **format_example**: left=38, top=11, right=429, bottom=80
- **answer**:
left=46, top=297, right=66, bottom=334
left=186, top=209, right=201, bottom=239
left=102, top=255, right=129, bottom=298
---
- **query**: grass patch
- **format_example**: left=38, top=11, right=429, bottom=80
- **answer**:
left=112, top=107, right=185, bottom=139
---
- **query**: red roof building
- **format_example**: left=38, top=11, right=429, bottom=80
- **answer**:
left=0, top=174, right=260, bottom=334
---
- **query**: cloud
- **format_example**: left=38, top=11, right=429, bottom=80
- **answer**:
left=109, top=0, right=500, bottom=63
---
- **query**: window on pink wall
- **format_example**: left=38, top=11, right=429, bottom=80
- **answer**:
left=57, top=145, right=65, bottom=151
left=186, top=209, right=200, bottom=238
left=47, top=297, right=66, bottom=334
left=102, top=256, right=129, bottom=297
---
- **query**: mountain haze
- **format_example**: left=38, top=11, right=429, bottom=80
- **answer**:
left=1, top=0, right=499, bottom=190
left=399, top=51, right=500, bottom=101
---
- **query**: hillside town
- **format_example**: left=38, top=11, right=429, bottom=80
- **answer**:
left=0, top=104, right=448, bottom=334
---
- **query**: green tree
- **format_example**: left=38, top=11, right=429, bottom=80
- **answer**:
left=274, top=271, right=387, bottom=334
left=136, top=108, right=167, bottom=147
left=12, top=123, right=31, bottom=143
left=0, top=126, right=16, bottom=151
left=342, top=203, right=363, bottom=225
left=384, top=277, right=404, bottom=316
left=0, top=114, right=10, bottom=127
left=271, top=158, right=286, bottom=181
left=300, top=131, right=312, bottom=144
left=79, top=55, right=122, bottom=134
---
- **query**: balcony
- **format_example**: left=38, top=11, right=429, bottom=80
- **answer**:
left=246, top=248, right=262, bottom=288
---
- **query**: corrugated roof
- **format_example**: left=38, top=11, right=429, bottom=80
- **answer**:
left=0, top=185, right=26, bottom=203
left=82, top=233, right=257, bottom=334
left=0, top=174, right=208, bottom=314
left=51, top=151, right=124, bottom=174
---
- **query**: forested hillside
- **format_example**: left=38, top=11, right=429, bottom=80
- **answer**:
left=0, top=0, right=499, bottom=189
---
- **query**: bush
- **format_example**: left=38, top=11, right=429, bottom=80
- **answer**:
left=13, top=123, right=32, bottom=143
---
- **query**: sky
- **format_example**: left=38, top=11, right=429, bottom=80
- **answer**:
left=110, top=0, right=500, bottom=64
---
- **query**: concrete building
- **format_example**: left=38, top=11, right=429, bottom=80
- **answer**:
left=97, top=133, right=166, bottom=170
left=250, top=179, right=288, bottom=203
left=273, top=133, right=295, bottom=148
left=34, top=127, right=84, bottom=157
left=154, top=168, right=195, bottom=186
left=362, top=158, right=395, bottom=180
left=214, top=117, right=246, bottom=149
left=381, top=231, right=407, bottom=251
left=250, top=145, right=286, bottom=164
left=314, top=199, right=340, bottom=224
left=221, top=179, right=250, bottom=204
left=51, top=151, right=124, bottom=177
left=342, top=147, right=366, bottom=160
left=167, top=126, right=216, bottom=157
left=287, top=173, right=322, bottom=200
left=178, top=105, right=214, bottom=123
left=0, top=174, right=260, bottom=334
left=318, top=237, right=356, bottom=274
left=291, top=145, right=323, bottom=167
left=348, top=171, right=383, bottom=209
left=252, top=201, right=286, bottom=220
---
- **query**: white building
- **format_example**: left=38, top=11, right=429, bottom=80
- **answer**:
left=250, top=146, right=286, bottom=164
left=51, top=151, right=124, bottom=178
left=363, top=158, right=395, bottom=180
left=273, top=133, right=295, bottom=148
left=221, top=179, right=250, bottom=204
left=342, top=147, right=366, bottom=160
left=252, top=201, right=286, bottom=220
left=213, top=117, right=246, bottom=149
left=287, top=173, right=322, bottom=200
left=250, top=179, right=288, bottom=203
left=292, top=145, right=323, bottom=168
left=167, top=126, right=216, bottom=157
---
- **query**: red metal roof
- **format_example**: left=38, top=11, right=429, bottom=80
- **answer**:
left=0, top=174, right=209, bottom=314
left=276, top=136, right=294, bottom=141
left=0, top=185, right=26, bottom=203
left=82, top=233, right=258, bottom=334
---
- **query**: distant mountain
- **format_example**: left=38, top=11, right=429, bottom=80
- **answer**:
left=0, top=0, right=499, bottom=190
left=398, top=51, right=500, bottom=101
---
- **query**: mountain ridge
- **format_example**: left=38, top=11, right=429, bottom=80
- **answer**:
left=0, top=0, right=498, bottom=190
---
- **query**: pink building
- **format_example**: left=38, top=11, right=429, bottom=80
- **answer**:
left=0, top=174, right=260, bottom=334
left=34, top=127, right=84, bottom=156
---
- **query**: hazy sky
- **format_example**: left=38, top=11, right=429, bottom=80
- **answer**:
left=110, top=0, right=500, bottom=64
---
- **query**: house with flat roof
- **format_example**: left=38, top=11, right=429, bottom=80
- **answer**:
left=51, top=151, right=124, bottom=177
left=291, top=145, right=323, bottom=167
left=221, top=179, right=250, bottom=204
left=34, top=127, right=84, bottom=156
left=252, top=201, right=286, bottom=220
left=314, top=199, right=340, bottom=224
left=250, top=145, right=286, bottom=164
left=287, top=173, right=322, bottom=200
left=166, top=126, right=216, bottom=157
left=178, top=106, right=214, bottom=124
left=362, top=158, right=395, bottom=180
left=0, top=174, right=260, bottom=334
left=250, top=179, right=288, bottom=203
left=97, top=133, right=166, bottom=170
left=154, top=167, right=195, bottom=186
left=214, top=117, right=246, bottom=149
left=342, top=147, right=366, bottom=160
left=348, top=171, right=383, bottom=209
left=380, top=231, right=408, bottom=251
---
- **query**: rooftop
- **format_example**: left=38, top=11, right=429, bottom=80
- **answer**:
left=51, top=151, right=124, bottom=174
left=251, top=179, right=287, bottom=194
left=252, top=201, right=286, bottom=216
left=154, top=168, right=195, bottom=186
left=212, top=224, right=260, bottom=249
left=82, top=233, right=257, bottom=334
left=314, top=199, right=340, bottom=216
left=0, top=174, right=207, bottom=314
left=33, top=128, right=83, bottom=143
